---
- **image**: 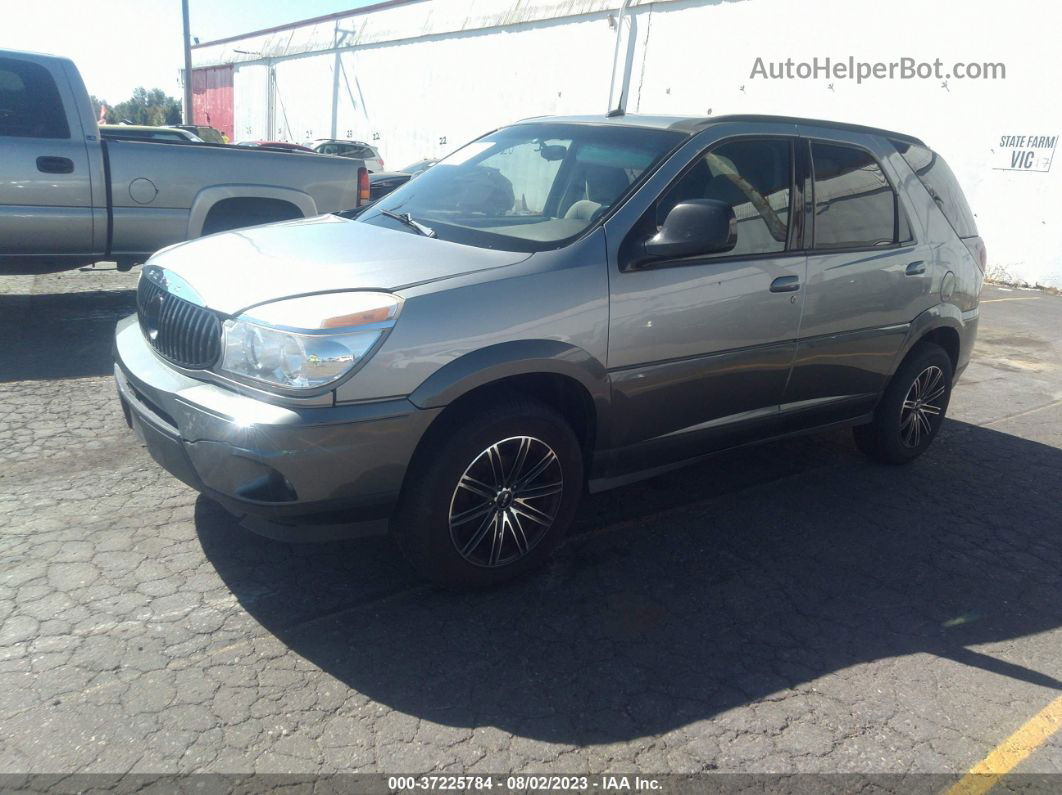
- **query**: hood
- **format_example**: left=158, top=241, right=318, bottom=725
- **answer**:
left=149, top=214, right=530, bottom=314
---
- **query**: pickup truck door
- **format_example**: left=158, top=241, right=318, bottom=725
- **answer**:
left=0, top=55, right=97, bottom=257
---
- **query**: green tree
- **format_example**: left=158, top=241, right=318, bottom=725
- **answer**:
left=107, top=87, right=183, bottom=126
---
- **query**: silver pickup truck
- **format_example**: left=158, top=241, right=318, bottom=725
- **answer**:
left=0, top=49, right=365, bottom=270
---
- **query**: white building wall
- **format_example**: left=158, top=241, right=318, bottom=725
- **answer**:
left=272, top=56, right=337, bottom=143
left=630, top=0, right=1061, bottom=288
left=196, top=0, right=1062, bottom=287
left=333, top=17, right=618, bottom=163
left=233, top=63, right=269, bottom=142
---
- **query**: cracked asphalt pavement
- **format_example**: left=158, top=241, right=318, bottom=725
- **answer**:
left=1, top=264, right=1060, bottom=775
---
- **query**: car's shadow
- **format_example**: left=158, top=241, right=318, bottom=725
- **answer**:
left=0, top=288, right=136, bottom=382
left=195, top=419, right=1062, bottom=743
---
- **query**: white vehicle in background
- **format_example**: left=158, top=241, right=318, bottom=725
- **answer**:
left=310, top=139, right=385, bottom=172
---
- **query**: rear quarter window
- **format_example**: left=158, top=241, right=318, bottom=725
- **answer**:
left=811, top=141, right=900, bottom=250
left=891, top=140, right=978, bottom=238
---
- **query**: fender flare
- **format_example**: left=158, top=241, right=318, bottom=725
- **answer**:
left=187, top=185, right=318, bottom=238
left=890, top=303, right=966, bottom=374
left=408, top=339, right=612, bottom=445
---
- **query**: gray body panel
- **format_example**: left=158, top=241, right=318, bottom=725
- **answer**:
left=781, top=126, right=937, bottom=413
left=0, top=55, right=99, bottom=256
left=602, top=123, right=806, bottom=466
left=105, top=140, right=360, bottom=259
left=115, top=315, right=439, bottom=531
left=111, top=113, right=983, bottom=538
left=150, top=214, right=533, bottom=315
left=0, top=49, right=360, bottom=266
left=338, top=229, right=610, bottom=404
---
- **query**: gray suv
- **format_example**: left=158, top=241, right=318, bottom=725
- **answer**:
left=114, top=114, right=984, bottom=587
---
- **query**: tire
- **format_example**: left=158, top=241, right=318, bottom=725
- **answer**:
left=854, top=342, right=953, bottom=464
left=393, top=394, right=583, bottom=589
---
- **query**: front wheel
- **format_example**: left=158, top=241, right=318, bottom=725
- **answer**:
left=854, top=342, right=953, bottom=464
left=394, top=395, right=583, bottom=588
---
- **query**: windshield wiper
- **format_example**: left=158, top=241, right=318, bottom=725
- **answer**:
left=378, top=208, right=437, bottom=238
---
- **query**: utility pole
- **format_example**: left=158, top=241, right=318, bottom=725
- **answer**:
left=182, top=0, right=194, bottom=124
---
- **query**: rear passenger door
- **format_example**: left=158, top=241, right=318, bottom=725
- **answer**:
left=780, top=130, right=932, bottom=425
left=605, top=134, right=806, bottom=474
left=0, top=55, right=96, bottom=257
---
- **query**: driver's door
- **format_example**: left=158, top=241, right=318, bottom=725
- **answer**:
left=603, top=136, right=806, bottom=474
left=0, top=55, right=96, bottom=257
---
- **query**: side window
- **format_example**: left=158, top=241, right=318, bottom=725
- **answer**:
left=891, top=140, right=977, bottom=239
left=0, top=58, right=70, bottom=139
left=811, top=142, right=899, bottom=249
left=655, top=139, right=792, bottom=258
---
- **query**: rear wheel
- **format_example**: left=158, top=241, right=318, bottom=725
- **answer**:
left=854, top=342, right=953, bottom=464
left=394, top=395, right=583, bottom=588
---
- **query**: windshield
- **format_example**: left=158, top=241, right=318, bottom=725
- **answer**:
left=359, top=123, right=684, bottom=252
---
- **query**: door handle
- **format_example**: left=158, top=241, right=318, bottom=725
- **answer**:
left=905, top=260, right=926, bottom=276
left=36, top=156, right=74, bottom=174
left=769, top=275, right=800, bottom=293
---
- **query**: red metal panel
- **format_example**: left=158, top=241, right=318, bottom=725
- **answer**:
left=191, top=65, right=234, bottom=142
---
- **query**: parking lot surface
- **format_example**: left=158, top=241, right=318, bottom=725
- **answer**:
left=1, top=265, right=1060, bottom=776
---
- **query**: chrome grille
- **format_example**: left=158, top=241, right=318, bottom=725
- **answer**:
left=137, top=275, right=221, bottom=369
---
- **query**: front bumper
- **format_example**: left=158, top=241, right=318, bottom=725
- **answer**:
left=113, top=314, right=440, bottom=540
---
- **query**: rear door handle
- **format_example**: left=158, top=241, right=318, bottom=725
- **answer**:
left=36, top=156, right=74, bottom=174
left=770, top=275, right=800, bottom=293
left=905, top=260, right=926, bottom=276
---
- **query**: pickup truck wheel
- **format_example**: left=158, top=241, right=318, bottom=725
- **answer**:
left=854, top=342, right=953, bottom=464
left=394, top=396, right=583, bottom=589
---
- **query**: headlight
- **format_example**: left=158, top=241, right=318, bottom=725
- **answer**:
left=219, top=291, right=400, bottom=390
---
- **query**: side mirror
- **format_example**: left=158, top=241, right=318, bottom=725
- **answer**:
left=641, top=199, right=736, bottom=262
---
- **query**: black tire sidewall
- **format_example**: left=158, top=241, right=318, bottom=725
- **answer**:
left=873, top=343, right=953, bottom=463
left=395, top=399, right=583, bottom=588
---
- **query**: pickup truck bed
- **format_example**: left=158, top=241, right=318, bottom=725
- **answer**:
left=0, top=49, right=363, bottom=269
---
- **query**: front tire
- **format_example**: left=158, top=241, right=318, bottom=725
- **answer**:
left=854, top=342, right=953, bottom=464
left=394, top=395, right=583, bottom=588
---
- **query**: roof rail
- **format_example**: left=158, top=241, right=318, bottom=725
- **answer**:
left=671, top=114, right=925, bottom=146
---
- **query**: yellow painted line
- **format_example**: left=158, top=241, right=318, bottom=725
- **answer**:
left=945, top=693, right=1062, bottom=795
left=980, top=297, right=1041, bottom=303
